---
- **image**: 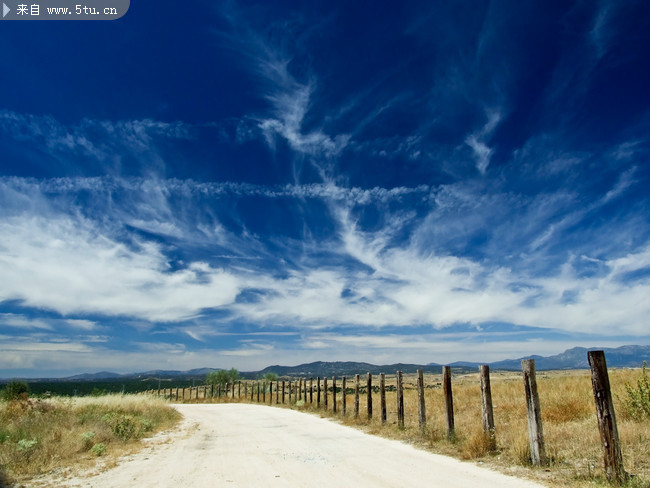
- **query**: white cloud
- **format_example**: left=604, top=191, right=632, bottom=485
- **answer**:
left=464, top=109, right=502, bottom=174
left=0, top=314, right=52, bottom=330
left=0, top=215, right=241, bottom=322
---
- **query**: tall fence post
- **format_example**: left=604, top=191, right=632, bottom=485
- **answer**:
left=317, top=377, right=321, bottom=407
left=282, top=380, right=286, bottom=404
left=397, top=371, right=404, bottom=429
left=333, top=377, right=337, bottom=413
left=367, top=373, right=373, bottom=419
left=588, top=350, right=627, bottom=484
left=310, top=378, right=313, bottom=403
left=479, top=365, right=496, bottom=451
left=342, top=376, right=347, bottom=415
left=324, top=377, right=328, bottom=408
left=380, top=373, right=387, bottom=424
left=443, top=366, right=455, bottom=440
left=522, top=359, right=547, bottom=466
left=354, top=374, right=360, bottom=418
left=417, top=369, right=426, bottom=433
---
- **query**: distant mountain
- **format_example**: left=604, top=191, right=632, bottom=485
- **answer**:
left=258, top=361, right=444, bottom=378
left=64, top=371, right=123, bottom=380
left=5, top=345, right=649, bottom=383
left=447, top=345, right=650, bottom=371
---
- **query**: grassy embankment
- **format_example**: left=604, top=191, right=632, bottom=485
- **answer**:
left=0, top=394, right=181, bottom=485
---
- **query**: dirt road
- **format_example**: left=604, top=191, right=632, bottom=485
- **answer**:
left=41, top=404, right=547, bottom=487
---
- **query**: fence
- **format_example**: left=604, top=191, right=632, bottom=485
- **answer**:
left=149, top=350, right=629, bottom=484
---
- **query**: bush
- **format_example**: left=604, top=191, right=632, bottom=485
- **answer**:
left=101, top=412, right=153, bottom=441
left=622, top=362, right=650, bottom=420
left=90, top=443, right=106, bottom=456
left=1, top=381, right=30, bottom=401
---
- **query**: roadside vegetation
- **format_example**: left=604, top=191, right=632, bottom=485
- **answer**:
left=0, top=386, right=180, bottom=485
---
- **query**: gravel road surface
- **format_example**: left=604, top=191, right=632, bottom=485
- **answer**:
left=38, top=403, right=547, bottom=488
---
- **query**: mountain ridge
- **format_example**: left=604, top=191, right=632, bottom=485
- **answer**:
left=4, top=345, right=649, bottom=382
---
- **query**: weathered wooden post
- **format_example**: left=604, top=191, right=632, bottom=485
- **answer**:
left=342, top=376, right=347, bottom=415
left=232, top=381, right=236, bottom=399
left=282, top=380, right=286, bottom=404
left=182, top=387, right=186, bottom=401
left=588, top=350, right=627, bottom=484
left=310, top=378, right=313, bottom=403
left=380, top=373, right=387, bottom=424
left=443, top=366, right=455, bottom=440
left=354, top=374, right=360, bottom=418
left=317, top=376, right=321, bottom=407
left=397, top=371, right=404, bottom=428
left=417, top=369, right=426, bottom=433
left=324, top=377, right=328, bottom=408
left=332, top=377, right=337, bottom=413
left=238, top=380, right=241, bottom=398
left=263, top=382, right=266, bottom=403
left=250, top=382, right=254, bottom=402
left=175, top=387, right=179, bottom=402
left=367, top=373, right=373, bottom=419
left=289, top=380, right=292, bottom=403
left=479, top=365, right=496, bottom=451
left=522, top=359, right=547, bottom=466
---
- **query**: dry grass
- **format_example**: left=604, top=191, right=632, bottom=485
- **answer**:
left=185, top=369, right=649, bottom=488
left=0, top=394, right=181, bottom=485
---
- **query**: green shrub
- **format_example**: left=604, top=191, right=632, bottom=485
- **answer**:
left=1, top=381, right=30, bottom=401
left=622, top=362, right=650, bottom=420
left=90, top=443, right=106, bottom=456
left=101, top=412, right=153, bottom=441
left=16, top=438, right=37, bottom=452
left=81, top=431, right=96, bottom=450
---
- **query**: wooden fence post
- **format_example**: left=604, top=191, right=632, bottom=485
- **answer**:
left=354, top=374, right=360, bottom=418
left=417, top=369, right=426, bottom=433
left=303, top=378, right=307, bottom=402
left=263, top=382, right=266, bottom=403
left=289, top=380, right=293, bottom=403
left=317, top=377, right=321, bottom=407
left=342, top=376, right=347, bottom=415
left=333, top=377, right=337, bottom=413
left=310, top=378, right=313, bottom=403
left=282, top=380, right=286, bottom=404
left=238, top=380, right=241, bottom=398
left=380, top=373, right=387, bottom=424
left=443, top=366, right=455, bottom=440
left=324, top=377, right=328, bottom=408
left=588, top=350, right=627, bottom=484
left=367, top=373, right=373, bottom=419
left=397, top=371, right=404, bottom=428
left=522, top=359, right=547, bottom=466
left=479, top=365, right=496, bottom=451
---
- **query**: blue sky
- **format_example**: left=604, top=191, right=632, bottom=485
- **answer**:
left=1, top=1, right=650, bottom=377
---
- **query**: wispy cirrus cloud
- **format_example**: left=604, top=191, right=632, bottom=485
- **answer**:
left=217, top=7, right=350, bottom=162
